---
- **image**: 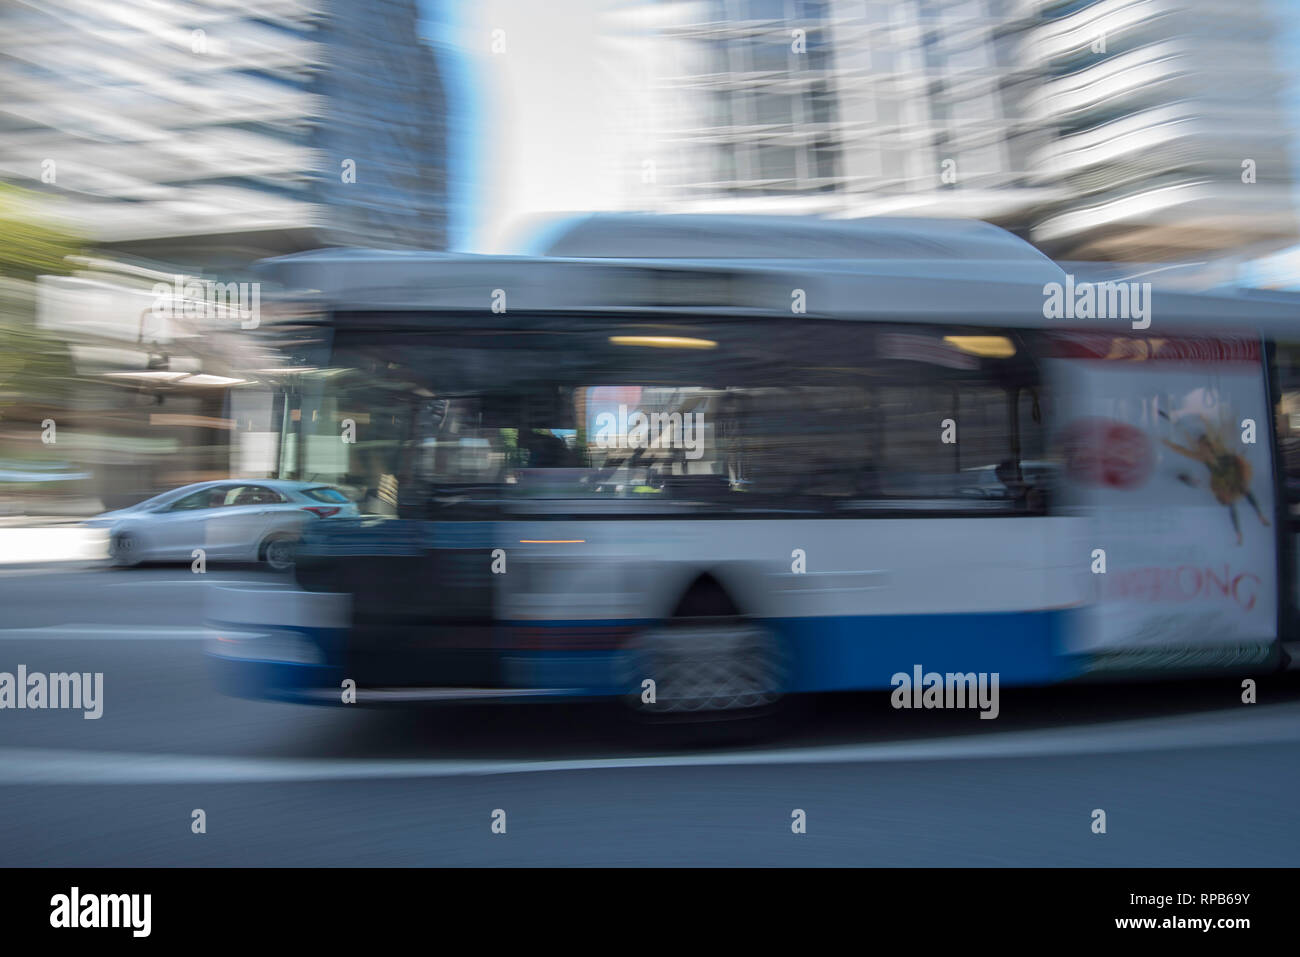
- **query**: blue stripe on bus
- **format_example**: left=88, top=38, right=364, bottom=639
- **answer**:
left=499, top=608, right=1079, bottom=693
left=298, top=519, right=501, bottom=555
left=773, top=608, right=1079, bottom=691
left=210, top=608, right=1080, bottom=700
left=208, top=656, right=341, bottom=703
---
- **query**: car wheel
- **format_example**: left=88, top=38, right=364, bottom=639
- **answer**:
left=261, top=535, right=296, bottom=572
left=110, top=531, right=142, bottom=567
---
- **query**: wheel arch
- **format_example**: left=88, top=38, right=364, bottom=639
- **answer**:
left=654, top=562, right=771, bottom=622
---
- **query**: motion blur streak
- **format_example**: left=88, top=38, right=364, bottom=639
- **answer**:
left=2, top=0, right=1300, bottom=869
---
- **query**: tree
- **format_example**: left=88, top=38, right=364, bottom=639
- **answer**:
left=0, top=185, right=82, bottom=420
left=0, top=184, right=83, bottom=281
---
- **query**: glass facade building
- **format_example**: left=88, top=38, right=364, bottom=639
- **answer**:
left=648, top=0, right=1296, bottom=258
left=0, top=0, right=448, bottom=263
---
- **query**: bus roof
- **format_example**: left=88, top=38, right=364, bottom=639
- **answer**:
left=254, top=215, right=1300, bottom=333
left=530, top=213, right=1057, bottom=262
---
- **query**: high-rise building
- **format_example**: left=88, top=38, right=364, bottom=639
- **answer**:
left=1020, top=0, right=1297, bottom=260
left=0, top=0, right=448, bottom=265
left=643, top=0, right=1297, bottom=260
left=646, top=0, right=1064, bottom=227
left=0, top=0, right=449, bottom=506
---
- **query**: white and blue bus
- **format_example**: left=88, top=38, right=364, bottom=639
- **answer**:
left=206, top=214, right=1300, bottom=718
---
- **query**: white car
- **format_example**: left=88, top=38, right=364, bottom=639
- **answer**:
left=86, top=480, right=360, bottom=570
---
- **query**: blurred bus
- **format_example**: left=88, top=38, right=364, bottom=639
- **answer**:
left=206, top=215, right=1300, bottom=721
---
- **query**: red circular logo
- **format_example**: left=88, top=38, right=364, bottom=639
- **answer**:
left=1060, top=418, right=1154, bottom=489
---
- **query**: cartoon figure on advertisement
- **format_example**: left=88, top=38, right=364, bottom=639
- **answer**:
left=1159, top=410, right=1270, bottom=545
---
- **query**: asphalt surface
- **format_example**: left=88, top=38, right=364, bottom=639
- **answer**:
left=1, top=563, right=1298, bottom=866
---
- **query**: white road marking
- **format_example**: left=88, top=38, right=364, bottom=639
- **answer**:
left=0, top=563, right=103, bottom=577
left=0, top=626, right=209, bottom=640
left=0, top=703, right=1297, bottom=785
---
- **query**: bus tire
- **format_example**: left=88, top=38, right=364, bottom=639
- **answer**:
left=623, top=576, right=788, bottom=727
left=628, top=616, right=787, bottom=718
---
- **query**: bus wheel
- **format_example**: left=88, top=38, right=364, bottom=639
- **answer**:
left=626, top=616, right=787, bottom=719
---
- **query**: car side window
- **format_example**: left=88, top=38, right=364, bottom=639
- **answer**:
left=168, top=488, right=221, bottom=511
left=224, top=486, right=285, bottom=506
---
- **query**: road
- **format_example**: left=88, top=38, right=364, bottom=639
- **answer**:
left=1, top=564, right=1298, bottom=866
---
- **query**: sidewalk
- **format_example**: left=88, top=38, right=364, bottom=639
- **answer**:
left=0, top=518, right=108, bottom=564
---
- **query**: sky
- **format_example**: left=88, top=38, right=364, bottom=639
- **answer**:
left=424, top=0, right=1300, bottom=275
left=421, top=0, right=627, bottom=253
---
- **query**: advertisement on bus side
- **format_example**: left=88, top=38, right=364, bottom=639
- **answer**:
left=1045, top=335, right=1277, bottom=654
